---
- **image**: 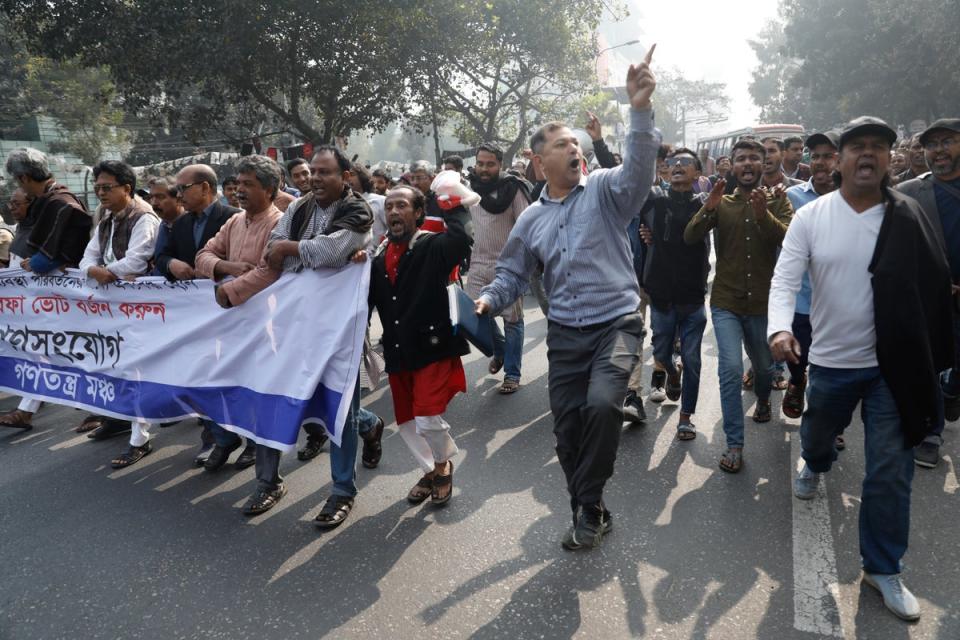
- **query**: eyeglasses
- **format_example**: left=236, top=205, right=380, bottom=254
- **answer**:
left=176, top=182, right=201, bottom=194
left=923, top=138, right=958, bottom=152
left=666, top=157, right=696, bottom=168
left=93, top=184, right=121, bottom=193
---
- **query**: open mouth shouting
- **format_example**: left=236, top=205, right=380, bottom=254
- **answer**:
left=388, top=214, right=405, bottom=235
left=855, top=159, right=877, bottom=179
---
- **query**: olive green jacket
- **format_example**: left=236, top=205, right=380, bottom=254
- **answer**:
left=684, top=187, right=793, bottom=315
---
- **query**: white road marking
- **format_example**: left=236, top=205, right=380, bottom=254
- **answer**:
left=943, top=455, right=958, bottom=495
left=790, top=433, right=844, bottom=637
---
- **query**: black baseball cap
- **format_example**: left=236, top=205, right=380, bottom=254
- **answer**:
left=838, top=116, right=897, bottom=149
left=805, top=130, right=839, bottom=150
left=919, top=118, right=960, bottom=146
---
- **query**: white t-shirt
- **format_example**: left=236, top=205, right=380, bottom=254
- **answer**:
left=768, top=190, right=885, bottom=368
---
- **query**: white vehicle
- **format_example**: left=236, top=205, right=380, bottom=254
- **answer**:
left=696, top=124, right=806, bottom=162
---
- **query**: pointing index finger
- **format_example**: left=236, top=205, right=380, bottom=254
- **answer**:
left=644, top=43, right=656, bottom=65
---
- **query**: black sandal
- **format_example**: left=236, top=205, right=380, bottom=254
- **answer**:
left=111, top=442, right=152, bottom=469
left=298, top=434, right=328, bottom=461
left=407, top=475, right=434, bottom=504
left=313, top=495, right=354, bottom=529
left=431, top=461, right=454, bottom=505
left=361, top=418, right=384, bottom=469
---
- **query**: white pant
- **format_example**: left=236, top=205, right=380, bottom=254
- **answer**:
left=16, top=399, right=150, bottom=446
left=397, top=415, right=458, bottom=473
left=18, top=398, right=41, bottom=413
left=130, top=421, right=152, bottom=447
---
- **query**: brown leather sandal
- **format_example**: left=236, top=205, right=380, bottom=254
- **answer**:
left=407, top=475, right=434, bottom=504
left=0, top=409, right=33, bottom=430
left=76, top=414, right=105, bottom=433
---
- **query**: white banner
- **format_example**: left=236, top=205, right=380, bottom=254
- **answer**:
left=0, top=264, right=370, bottom=449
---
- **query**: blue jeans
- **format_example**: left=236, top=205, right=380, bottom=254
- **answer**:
left=650, top=303, right=706, bottom=415
left=711, top=307, right=773, bottom=448
left=207, top=419, right=244, bottom=449
left=252, top=377, right=380, bottom=496
left=800, top=365, right=914, bottom=575
left=305, top=377, right=379, bottom=497
left=492, top=318, right=524, bottom=381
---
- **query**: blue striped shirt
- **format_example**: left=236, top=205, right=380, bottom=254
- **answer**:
left=480, top=108, right=661, bottom=327
left=785, top=180, right=823, bottom=315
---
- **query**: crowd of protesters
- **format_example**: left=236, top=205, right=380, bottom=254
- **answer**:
left=1, top=49, right=957, bottom=623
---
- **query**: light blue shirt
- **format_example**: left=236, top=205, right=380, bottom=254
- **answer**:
left=785, top=179, right=824, bottom=315
left=480, top=108, right=661, bottom=327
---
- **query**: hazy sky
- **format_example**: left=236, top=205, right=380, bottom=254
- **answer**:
left=599, top=0, right=782, bottom=143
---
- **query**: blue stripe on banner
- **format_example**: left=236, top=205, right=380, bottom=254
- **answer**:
left=0, top=355, right=340, bottom=449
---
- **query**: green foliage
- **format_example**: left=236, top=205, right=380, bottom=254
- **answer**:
left=4, top=0, right=423, bottom=144
left=22, top=57, right=130, bottom=164
left=416, top=0, right=610, bottom=162
left=3, top=0, right=634, bottom=164
left=750, top=0, right=960, bottom=129
left=0, top=15, right=29, bottom=126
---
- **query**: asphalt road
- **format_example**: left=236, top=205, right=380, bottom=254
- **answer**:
left=1, top=298, right=958, bottom=639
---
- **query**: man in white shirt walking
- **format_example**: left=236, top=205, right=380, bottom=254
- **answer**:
left=768, top=117, right=954, bottom=622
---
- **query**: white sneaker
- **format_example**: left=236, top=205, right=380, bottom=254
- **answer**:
left=649, top=387, right=666, bottom=403
left=862, top=572, right=921, bottom=621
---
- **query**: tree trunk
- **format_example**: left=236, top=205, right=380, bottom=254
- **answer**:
left=430, top=105, right=442, bottom=167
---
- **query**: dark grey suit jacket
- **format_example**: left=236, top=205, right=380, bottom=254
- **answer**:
left=897, top=172, right=947, bottom=243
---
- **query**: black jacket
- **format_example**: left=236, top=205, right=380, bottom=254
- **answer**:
left=640, top=187, right=711, bottom=306
left=288, top=187, right=372, bottom=238
left=156, top=200, right=241, bottom=278
left=370, top=207, right=473, bottom=373
left=870, top=188, right=954, bottom=447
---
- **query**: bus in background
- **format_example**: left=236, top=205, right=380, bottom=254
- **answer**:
left=696, top=124, right=805, bottom=169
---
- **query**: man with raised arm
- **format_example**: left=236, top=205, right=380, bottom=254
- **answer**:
left=475, top=46, right=660, bottom=551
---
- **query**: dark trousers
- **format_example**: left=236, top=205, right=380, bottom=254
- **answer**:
left=546, top=312, right=645, bottom=513
left=256, top=445, right=283, bottom=492
left=932, top=308, right=960, bottom=438
left=786, top=312, right=813, bottom=386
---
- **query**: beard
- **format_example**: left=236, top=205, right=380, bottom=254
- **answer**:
left=387, top=228, right=415, bottom=244
left=930, top=155, right=960, bottom=177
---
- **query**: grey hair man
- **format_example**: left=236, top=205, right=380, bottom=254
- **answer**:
left=0, top=148, right=91, bottom=433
